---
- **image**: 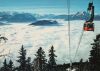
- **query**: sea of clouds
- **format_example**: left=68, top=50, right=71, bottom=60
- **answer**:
left=0, top=20, right=99, bottom=66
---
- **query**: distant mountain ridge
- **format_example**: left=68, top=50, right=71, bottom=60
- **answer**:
left=0, top=12, right=36, bottom=22
left=0, top=11, right=100, bottom=23
left=0, top=21, right=10, bottom=25
left=41, top=11, right=91, bottom=20
left=0, top=22, right=6, bottom=25
left=34, top=11, right=100, bottom=20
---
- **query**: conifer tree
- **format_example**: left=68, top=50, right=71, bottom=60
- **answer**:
left=78, top=59, right=83, bottom=71
left=1, top=59, right=9, bottom=71
left=48, top=46, right=57, bottom=71
left=33, top=47, right=47, bottom=71
left=89, top=34, right=100, bottom=71
left=48, top=46, right=57, bottom=66
left=8, top=59, right=14, bottom=71
left=17, top=45, right=27, bottom=71
left=26, top=57, right=32, bottom=71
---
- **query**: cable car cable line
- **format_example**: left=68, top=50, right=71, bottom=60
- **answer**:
left=67, top=0, right=72, bottom=68
left=73, top=30, right=84, bottom=61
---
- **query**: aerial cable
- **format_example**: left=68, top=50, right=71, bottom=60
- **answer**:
left=73, top=30, right=84, bottom=61
left=67, top=0, right=72, bottom=67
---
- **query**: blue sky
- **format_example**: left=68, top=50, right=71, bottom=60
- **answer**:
left=0, top=0, right=99, bottom=14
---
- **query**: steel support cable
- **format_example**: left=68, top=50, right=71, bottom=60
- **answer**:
left=73, top=30, right=84, bottom=61
left=67, top=0, right=72, bottom=67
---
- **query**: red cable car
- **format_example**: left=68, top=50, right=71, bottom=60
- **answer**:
left=84, top=22, right=94, bottom=31
left=83, top=2, right=94, bottom=31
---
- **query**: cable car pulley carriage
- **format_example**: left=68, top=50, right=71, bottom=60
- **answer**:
left=83, top=1, right=95, bottom=31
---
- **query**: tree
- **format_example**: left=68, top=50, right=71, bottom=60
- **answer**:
left=48, top=45, right=57, bottom=66
left=8, top=59, right=14, bottom=71
left=26, top=57, right=33, bottom=71
left=17, top=45, right=27, bottom=71
left=78, top=59, right=83, bottom=71
left=0, top=59, right=9, bottom=71
left=89, top=34, right=100, bottom=71
left=33, top=47, right=47, bottom=71
left=48, top=46, right=57, bottom=71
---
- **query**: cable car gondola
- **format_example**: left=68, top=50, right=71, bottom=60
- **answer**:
left=83, top=2, right=94, bottom=31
